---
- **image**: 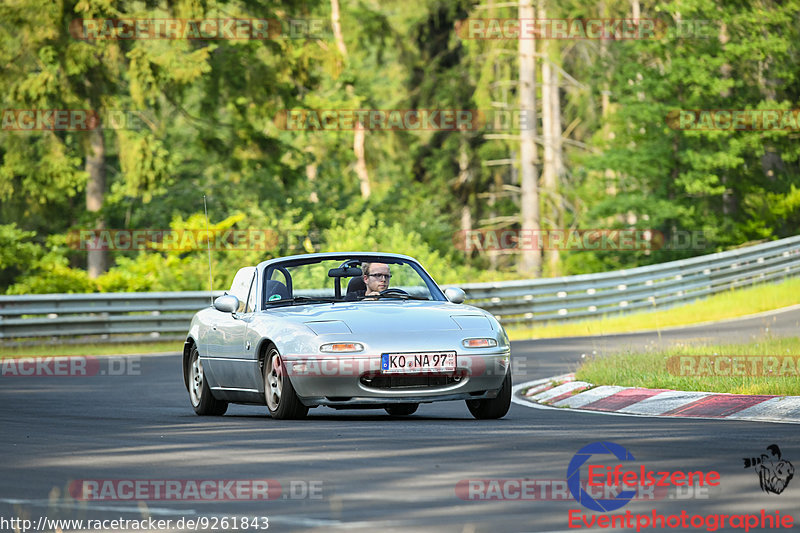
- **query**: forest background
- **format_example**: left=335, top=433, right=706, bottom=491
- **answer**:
left=1, top=0, right=798, bottom=294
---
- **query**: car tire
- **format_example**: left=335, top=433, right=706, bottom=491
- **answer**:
left=385, top=403, right=419, bottom=416
left=263, top=345, right=308, bottom=420
left=466, top=372, right=511, bottom=419
left=188, top=344, right=228, bottom=416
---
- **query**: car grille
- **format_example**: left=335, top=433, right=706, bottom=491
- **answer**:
left=360, top=373, right=461, bottom=390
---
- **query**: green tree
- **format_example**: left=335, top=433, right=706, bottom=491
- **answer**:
left=585, top=0, right=800, bottom=269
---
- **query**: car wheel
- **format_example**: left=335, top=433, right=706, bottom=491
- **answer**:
left=466, top=372, right=511, bottom=419
left=188, top=344, right=228, bottom=416
left=263, top=345, right=308, bottom=420
left=385, top=403, right=419, bottom=416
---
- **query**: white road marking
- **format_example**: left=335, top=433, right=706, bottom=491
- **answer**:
left=618, top=390, right=710, bottom=415
left=727, top=396, right=800, bottom=422
left=551, top=385, right=625, bottom=408
left=527, top=381, right=591, bottom=403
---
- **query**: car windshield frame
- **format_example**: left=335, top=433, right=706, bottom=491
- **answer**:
left=260, top=254, right=447, bottom=309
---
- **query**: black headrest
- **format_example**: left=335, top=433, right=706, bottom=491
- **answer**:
left=265, top=279, right=290, bottom=302
left=346, top=276, right=366, bottom=294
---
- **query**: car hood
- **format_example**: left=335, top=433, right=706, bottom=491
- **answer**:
left=265, top=301, right=493, bottom=334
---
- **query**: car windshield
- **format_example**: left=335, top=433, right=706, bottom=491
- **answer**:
left=262, top=257, right=445, bottom=307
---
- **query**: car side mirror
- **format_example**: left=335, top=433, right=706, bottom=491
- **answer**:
left=214, top=294, right=239, bottom=313
left=444, top=287, right=466, bottom=304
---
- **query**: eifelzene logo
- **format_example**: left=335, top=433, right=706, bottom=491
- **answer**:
left=564, top=442, right=795, bottom=532
left=566, top=441, right=721, bottom=513
left=743, top=444, right=795, bottom=495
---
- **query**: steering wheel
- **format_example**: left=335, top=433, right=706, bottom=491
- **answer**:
left=378, top=288, right=409, bottom=298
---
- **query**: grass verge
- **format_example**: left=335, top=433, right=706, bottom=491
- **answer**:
left=575, top=336, right=800, bottom=395
left=0, top=341, right=182, bottom=358
left=507, top=276, right=800, bottom=340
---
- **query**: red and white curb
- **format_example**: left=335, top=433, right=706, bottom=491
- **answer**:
left=512, top=373, right=800, bottom=424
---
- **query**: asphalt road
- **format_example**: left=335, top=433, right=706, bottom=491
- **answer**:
left=1, top=307, right=798, bottom=533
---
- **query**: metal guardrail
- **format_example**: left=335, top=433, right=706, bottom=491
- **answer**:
left=460, top=235, right=800, bottom=325
left=0, top=291, right=223, bottom=342
left=1, top=236, right=799, bottom=341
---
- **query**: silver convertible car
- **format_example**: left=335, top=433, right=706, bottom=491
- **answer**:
left=182, top=252, right=511, bottom=419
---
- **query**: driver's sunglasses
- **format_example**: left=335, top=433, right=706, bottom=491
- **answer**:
left=368, top=274, right=391, bottom=280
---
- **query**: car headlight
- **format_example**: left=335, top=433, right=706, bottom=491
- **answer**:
left=462, top=338, right=498, bottom=348
left=320, top=342, right=364, bottom=353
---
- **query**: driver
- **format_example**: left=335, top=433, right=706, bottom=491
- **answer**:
left=363, top=262, right=391, bottom=296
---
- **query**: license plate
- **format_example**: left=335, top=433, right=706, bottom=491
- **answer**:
left=381, top=351, right=456, bottom=373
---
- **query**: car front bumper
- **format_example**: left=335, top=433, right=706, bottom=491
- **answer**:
left=282, top=351, right=510, bottom=407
